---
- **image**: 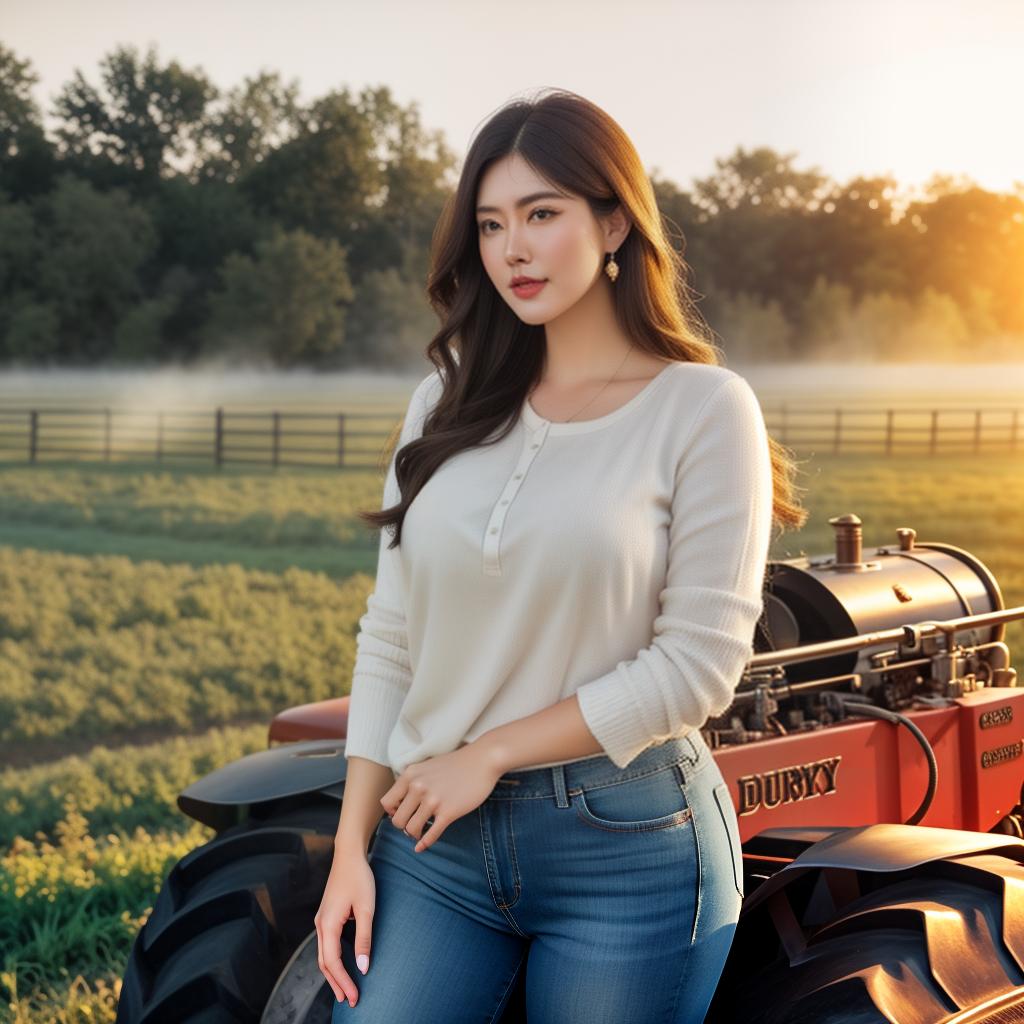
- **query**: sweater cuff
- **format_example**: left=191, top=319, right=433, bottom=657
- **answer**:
left=575, top=665, right=664, bottom=770
left=343, top=674, right=407, bottom=769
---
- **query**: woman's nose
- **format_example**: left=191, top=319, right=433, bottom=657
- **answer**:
left=504, top=230, right=529, bottom=262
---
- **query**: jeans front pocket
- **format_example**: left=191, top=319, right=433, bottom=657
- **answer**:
left=712, top=782, right=744, bottom=897
left=574, top=763, right=693, bottom=833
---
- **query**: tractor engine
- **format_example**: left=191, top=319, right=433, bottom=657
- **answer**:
left=708, top=512, right=1013, bottom=743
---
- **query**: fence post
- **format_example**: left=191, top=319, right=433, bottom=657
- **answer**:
left=272, top=412, right=281, bottom=468
left=104, top=408, right=112, bottom=462
left=338, top=413, right=346, bottom=467
left=974, top=409, right=982, bottom=455
left=215, top=408, right=224, bottom=468
left=29, top=410, right=38, bottom=464
left=885, top=409, right=894, bottom=456
left=930, top=410, right=938, bottom=456
left=833, top=408, right=842, bottom=455
left=156, top=411, right=163, bottom=463
left=1012, top=409, right=1019, bottom=454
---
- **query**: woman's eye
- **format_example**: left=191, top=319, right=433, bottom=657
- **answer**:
left=479, top=208, right=558, bottom=235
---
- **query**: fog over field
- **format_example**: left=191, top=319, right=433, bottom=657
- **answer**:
left=1, top=360, right=1023, bottom=412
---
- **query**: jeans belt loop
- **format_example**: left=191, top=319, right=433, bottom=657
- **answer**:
left=551, top=763, right=570, bottom=808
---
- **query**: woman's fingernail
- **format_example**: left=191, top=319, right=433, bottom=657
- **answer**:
left=357, top=953, right=369, bottom=974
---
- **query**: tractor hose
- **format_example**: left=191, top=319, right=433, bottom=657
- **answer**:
left=821, top=692, right=939, bottom=826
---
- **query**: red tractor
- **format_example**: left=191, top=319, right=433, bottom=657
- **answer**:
left=116, top=514, right=1024, bottom=1024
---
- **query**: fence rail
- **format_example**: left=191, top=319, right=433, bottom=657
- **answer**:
left=0, top=403, right=1022, bottom=468
left=0, top=406, right=400, bottom=469
left=770, top=403, right=1023, bottom=455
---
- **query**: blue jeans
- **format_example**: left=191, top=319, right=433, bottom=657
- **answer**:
left=333, top=730, right=743, bottom=1023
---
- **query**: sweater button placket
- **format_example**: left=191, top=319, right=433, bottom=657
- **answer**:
left=483, top=420, right=549, bottom=575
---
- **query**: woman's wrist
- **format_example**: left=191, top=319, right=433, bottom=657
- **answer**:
left=334, top=831, right=375, bottom=860
left=470, top=731, right=511, bottom=776
left=334, top=813, right=386, bottom=859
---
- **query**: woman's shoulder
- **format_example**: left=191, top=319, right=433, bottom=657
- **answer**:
left=660, top=363, right=766, bottom=450
left=662, top=360, right=747, bottom=403
left=412, top=366, right=446, bottom=402
left=404, top=368, right=447, bottom=425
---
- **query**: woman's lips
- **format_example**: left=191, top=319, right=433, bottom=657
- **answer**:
left=512, top=280, right=547, bottom=298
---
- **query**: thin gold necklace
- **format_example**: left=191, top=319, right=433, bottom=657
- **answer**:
left=530, top=344, right=634, bottom=424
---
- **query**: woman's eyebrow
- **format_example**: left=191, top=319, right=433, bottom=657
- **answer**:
left=476, top=190, right=569, bottom=214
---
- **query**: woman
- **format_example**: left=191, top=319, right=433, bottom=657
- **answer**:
left=316, top=88, right=806, bottom=1023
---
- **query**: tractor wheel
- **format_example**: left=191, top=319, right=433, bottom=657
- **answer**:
left=116, top=801, right=341, bottom=1024
left=705, top=847, right=1024, bottom=1024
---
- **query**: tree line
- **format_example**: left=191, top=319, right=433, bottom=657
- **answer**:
left=1, top=41, right=1022, bottom=368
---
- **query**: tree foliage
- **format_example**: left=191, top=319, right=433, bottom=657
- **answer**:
left=1, top=40, right=1021, bottom=367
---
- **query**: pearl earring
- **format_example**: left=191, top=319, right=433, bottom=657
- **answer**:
left=604, top=250, right=620, bottom=282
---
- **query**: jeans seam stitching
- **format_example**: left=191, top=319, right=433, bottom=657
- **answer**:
left=714, top=783, right=744, bottom=898
left=689, top=797, right=704, bottom=946
left=574, top=802, right=693, bottom=833
left=479, top=807, right=507, bottom=912
left=577, top=759, right=689, bottom=797
left=507, top=806, right=522, bottom=905
left=667, top=940, right=697, bottom=1024
left=681, top=756, right=712, bottom=787
left=489, top=747, right=704, bottom=800
left=486, top=945, right=529, bottom=1024
left=481, top=807, right=528, bottom=935
left=496, top=903, right=529, bottom=937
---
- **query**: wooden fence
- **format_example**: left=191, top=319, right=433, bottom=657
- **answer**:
left=0, top=402, right=1022, bottom=468
left=772, top=403, right=1023, bottom=455
left=0, top=407, right=397, bottom=469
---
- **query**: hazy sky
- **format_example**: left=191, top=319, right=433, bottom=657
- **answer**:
left=5, top=0, right=1022, bottom=197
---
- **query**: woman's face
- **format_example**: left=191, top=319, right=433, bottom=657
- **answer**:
left=475, top=153, right=623, bottom=325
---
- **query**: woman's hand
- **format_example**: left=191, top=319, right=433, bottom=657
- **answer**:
left=314, top=847, right=376, bottom=1008
left=381, top=742, right=505, bottom=853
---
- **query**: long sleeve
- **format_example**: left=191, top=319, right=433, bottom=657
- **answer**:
left=343, top=372, right=438, bottom=768
left=574, top=374, right=774, bottom=769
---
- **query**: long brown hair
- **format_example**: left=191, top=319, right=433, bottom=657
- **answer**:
left=361, top=88, right=808, bottom=547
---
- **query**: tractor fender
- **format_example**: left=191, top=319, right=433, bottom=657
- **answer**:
left=788, top=821, right=1024, bottom=872
left=178, top=739, right=354, bottom=831
left=741, top=822, right=1024, bottom=918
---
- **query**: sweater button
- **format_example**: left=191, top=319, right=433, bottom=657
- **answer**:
left=513, top=473, right=522, bottom=480
left=489, top=527, right=498, bottom=534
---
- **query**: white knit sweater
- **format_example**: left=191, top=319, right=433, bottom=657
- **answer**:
left=343, top=360, right=774, bottom=775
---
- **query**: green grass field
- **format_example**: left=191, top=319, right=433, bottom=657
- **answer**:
left=1, top=431, right=1023, bottom=1021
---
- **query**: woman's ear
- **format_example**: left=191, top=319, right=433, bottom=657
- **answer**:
left=602, top=204, right=632, bottom=251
